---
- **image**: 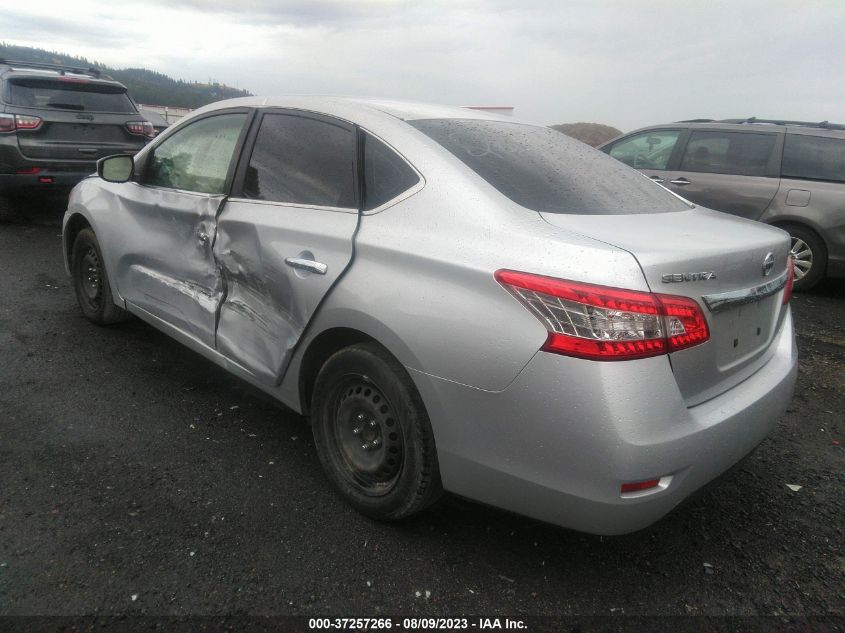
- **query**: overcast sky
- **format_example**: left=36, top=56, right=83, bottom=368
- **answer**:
left=3, top=0, right=844, bottom=131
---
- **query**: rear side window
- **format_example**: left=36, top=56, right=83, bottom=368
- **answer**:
left=7, top=78, right=136, bottom=113
left=410, top=119, right=689, bottom=215
left=609, top=130, right=681, bottom=170
left=242, top=113, right=356, bottom=208
left=145, top=113, right=247, bottom=194
left=363, top=133, right=420, bottom=210
left=679, top=131, right=776, bottom=177
left=782, top=134, right=845, bottom=183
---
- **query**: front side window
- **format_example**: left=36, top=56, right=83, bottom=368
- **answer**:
left=782, top=134, right=845, bottom=183
left=144, top=113, right=247, bottom=194
left=242, top=112, right=356, bottom=208
left=363, top=133, right=420, bottom=210
left=410, top=119, right=689, bottom=215
left=7, top=78, right=137, bottom=113
left=608, top=130, right=681, bottom=170
left=679, top=131, right=776, bottom=177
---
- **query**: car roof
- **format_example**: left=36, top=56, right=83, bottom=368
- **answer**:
left=1, top=58, right=110, bottom=75
left=621, top=119, right=845, bottom=138
left=0, top=62, right=127, bottom=92
left=190, top=95, right=522, bottom=125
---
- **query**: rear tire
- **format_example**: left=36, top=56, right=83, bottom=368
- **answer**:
left=783, top=224, right=826, bottom=291
left=71, top=228, right=129, bottom=325
left=311, top=342, right=442, bottom=521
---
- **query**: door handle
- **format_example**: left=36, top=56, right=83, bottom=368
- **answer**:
left=649, top=175, right=665, bottom=183
left=197, top=232, right=210, bottom=246
left=285, top=257, right=328, bottom=275
left=670, top=178, right=691, bottom=186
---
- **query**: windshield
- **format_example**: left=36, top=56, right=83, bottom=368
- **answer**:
left=7, top=78, right=137, bottom=113
left=410, top=118, right=690, bottom=215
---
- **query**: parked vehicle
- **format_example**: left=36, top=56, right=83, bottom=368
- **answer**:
left=599, top=118, right=845, bottom=290
left=0, top=59, right=154, bottom=221
left=62, top=98, right=797, bottom=534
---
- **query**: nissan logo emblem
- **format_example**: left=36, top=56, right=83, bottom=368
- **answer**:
left=762, top=252, right=775, bottom=277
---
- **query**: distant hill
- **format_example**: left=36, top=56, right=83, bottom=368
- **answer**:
left=0, top=43, right=251, bottom=109
left=551, top=122, right=623, bottom=147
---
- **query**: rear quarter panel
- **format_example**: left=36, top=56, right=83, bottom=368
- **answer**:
left=762, top=177, right=845, bottom=274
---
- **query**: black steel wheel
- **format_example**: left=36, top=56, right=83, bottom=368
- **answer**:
left=330, top=376, right=404, bottom=495
left=311, top=342, right=442, bottom=520
left=71, top=228, right=129, bottom=325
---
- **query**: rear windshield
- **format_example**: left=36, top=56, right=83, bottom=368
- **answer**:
left=7, top=78, right=136, bottom=113
left=409, top=119, right=690, bottom=215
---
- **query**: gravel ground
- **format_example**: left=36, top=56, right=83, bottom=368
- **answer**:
left=0, top=202, right=842, bottom=623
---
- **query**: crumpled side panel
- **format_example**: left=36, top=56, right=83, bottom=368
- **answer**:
left=213, top=201, right=358, bottom=385
left=109, top=184, right=225, bottom=347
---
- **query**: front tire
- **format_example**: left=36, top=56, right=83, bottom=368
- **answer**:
left=71, top=228, right=129, bottom=325
left=784, top=224, right=827, bottom=291
left=311, top=342, right=442, bottom=520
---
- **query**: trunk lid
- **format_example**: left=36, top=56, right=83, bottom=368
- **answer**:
left=541, top=207, right=791, bottom=406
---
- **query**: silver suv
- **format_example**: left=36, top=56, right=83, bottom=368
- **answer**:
left=600, top=118, right=845, bottom=290
left=63, top=98, right=797, bottom=534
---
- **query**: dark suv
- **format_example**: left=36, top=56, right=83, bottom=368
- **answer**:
left=600, top=118, right=845, bottom=290
left=0, top=59, right=153, bottom=220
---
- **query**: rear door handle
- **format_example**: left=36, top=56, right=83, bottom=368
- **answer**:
left=670, top=178, right=691, bottom=186
left=77, top=148, right=98, bottom=154
left=649, top=175, right=665, bottom=183
left=285, top=257, right=328, bottom=275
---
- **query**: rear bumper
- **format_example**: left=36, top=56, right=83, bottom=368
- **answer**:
left=412, top=310, right=798, bottom=535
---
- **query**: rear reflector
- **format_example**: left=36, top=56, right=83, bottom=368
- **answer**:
left=783, top=255, right=794, bottom=305
left=621, top=479, right=661, bottom=494
left=495, top=270, right=710, bottom=361
left=16, top=167, right=41, bottom=175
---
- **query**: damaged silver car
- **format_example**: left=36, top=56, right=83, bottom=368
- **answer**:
left=63, top=97, right=798, bottom=534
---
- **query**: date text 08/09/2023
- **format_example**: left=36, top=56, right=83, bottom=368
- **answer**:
left=308, top=617, right=528, bottom=630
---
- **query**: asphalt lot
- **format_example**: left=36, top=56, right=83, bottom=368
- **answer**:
left=0, top=200, right=843, bottom=620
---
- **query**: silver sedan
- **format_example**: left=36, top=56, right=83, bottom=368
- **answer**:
left=62, top=97, right=798, bottom=534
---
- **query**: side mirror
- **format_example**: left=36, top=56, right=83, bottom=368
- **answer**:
left=97, top=154, right=134, bottom=183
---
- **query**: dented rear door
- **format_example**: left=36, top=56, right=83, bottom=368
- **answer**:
left=213, top=110, right=359, bottom=384
left=113, top=110, right=250, bottom=347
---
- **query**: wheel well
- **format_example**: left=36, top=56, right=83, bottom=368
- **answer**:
left=64, top=214, right=91, bottom=268
left=298, top=327, right=381, bottom=415
left=770, top=221, right=829, bottom=258
left=770, top=221, right=827, bottom=246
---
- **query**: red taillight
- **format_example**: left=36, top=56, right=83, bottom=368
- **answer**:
left=126, top=120, right=155, bottom=139
left=783, top=255, right=794, bottom=305
left=16, top=166, right=41, bottom=175
left=495, top=269, right=710, bottom=361
left=658, top=294, right=711, bottom=352
left=0, top=113, right=42, bottom=132
left=621, top=479, right=661, bottom=494
left=14, top=114, right=42, bottom=130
